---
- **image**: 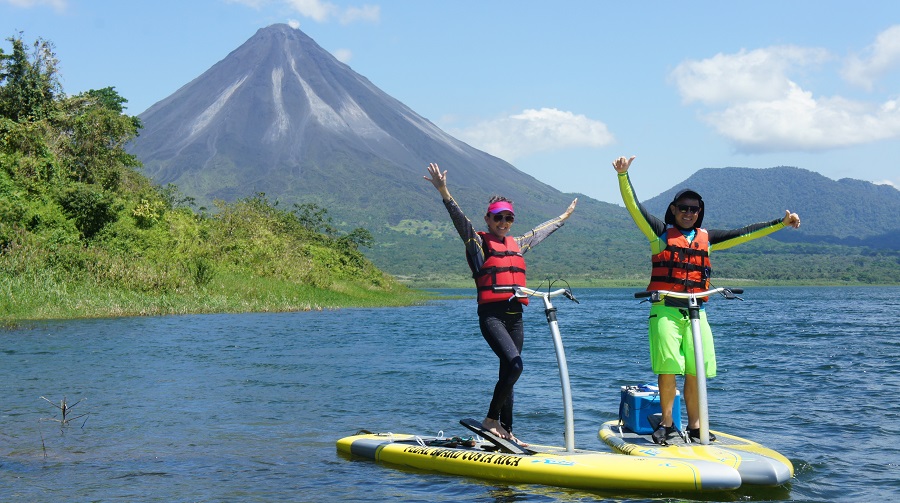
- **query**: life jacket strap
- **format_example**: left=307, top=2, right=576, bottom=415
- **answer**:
left=649, top=276, right=707, bottom=290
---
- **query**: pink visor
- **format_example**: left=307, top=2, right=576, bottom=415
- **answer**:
left=487, top=201, right=515, bottom=215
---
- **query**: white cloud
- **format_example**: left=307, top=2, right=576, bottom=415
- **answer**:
left=282, top=0, right=379, bottom=24
left=224, top=0, right=266, bottom=8
left=670, top=46, right=829, bottom=105
left=284, top=0, right=332, bottom=22
left=288, top=19, right=301, bottom=29
left=332, top=48, right=352, bottom=63
left=450, top=108, right=614, bottom=161
left=704, top=83, right=900, bottom=152
left=2, top=0, right=66, bottom=11
left=227, top=0, right=379, bottom=23
left=671, top=37, right=900, bottom=153
left=843, top=25, right=900, bottom=91
left=339, top=5, right=379, bottom=24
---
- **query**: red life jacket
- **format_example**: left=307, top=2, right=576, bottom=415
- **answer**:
left=473, top=232, right=528, bottom=306
left=647, top=227, right=711, bottom=296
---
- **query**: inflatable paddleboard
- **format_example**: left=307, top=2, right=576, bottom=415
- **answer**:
left=337, top=418, right=742, bottom=492
left=599, top=420, right=793, bottom=486
left=606, top=289, right=795, bottom=488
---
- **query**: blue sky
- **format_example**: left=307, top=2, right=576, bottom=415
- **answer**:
left=3, top=0, right=899, bottom=205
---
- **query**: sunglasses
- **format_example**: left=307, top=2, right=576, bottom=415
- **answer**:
left=491, top=214, right=515, bottom=223
left=676, top=204, right=701, bottom=214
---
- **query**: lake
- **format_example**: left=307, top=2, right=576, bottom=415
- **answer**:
left=1, top=286, right=898, bottom=502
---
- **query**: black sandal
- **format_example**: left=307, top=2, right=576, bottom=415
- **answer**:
left=651, top=424, right=676, bottom=445
left=688, top=428, right=717, bottom=442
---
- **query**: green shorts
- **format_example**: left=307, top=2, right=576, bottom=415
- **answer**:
left=647, top=304, right=717, bottom=378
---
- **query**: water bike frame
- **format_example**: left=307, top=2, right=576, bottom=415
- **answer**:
left=499, top=285, right=580, bottom=452
left=634, top=287, right=744, bottom=445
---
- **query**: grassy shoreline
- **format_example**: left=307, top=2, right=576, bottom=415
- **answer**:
left=397, top=275, right=900, bottom=289
left=4, top=273, right=896, bottom=324
left=0, top=271, right=438, bottom=323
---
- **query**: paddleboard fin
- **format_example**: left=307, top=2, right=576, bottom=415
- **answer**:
left=459, top=418, right=529, bottom=455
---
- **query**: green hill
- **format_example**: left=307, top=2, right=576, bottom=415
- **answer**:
left=644, top=166, right=900, bottom=247
left=365, top=168, right=900, bottom=286
left=366, top=193, right=900, bottom=287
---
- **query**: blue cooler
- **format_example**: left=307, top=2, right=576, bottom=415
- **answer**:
left=618, top=384, right=682, bottom=434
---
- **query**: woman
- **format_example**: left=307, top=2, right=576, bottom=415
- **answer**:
left=425, top=162, right=576, bottom=444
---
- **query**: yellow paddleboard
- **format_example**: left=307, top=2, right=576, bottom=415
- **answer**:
left=599, top=420, right=793, bottom=486
left=337, top=430, right=743, bottom=492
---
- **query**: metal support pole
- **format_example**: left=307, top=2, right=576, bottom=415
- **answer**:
left=688, top=295, right=710, bottom=445
left=544, top=294, right=575, bottom=452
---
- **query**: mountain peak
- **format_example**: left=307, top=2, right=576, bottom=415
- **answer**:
left=129, top=24, right=565, bottom=223
left=142, top=21, right=369, bottom=146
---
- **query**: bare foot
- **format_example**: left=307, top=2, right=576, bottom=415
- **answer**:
left=509, top=434, right=529, bottom=447
left=482, top=418, right=510, bottom=439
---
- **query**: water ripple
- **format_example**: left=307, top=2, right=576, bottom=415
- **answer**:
left=0, top=287, right=897, bottom=501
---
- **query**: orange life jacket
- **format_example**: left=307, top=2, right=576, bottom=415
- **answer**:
left=473, top=232, right=528, bottom=306
left=647, top=227, right=711, bottom=296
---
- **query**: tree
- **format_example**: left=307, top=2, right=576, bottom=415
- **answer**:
left=56, top=87, right=142, bottom=189
left=341, top=227, right=373, bottom=250
left=0, top=33, right=61, bottom=122
left=293, top=202, right=337, bottom=236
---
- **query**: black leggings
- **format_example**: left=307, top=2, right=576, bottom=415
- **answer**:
left=479, top=308, right=524, bottom=431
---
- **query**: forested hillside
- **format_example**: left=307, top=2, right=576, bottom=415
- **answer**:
left=0, top=34, right=423, bottom=321
left=644, top=166, right=900, bottom=248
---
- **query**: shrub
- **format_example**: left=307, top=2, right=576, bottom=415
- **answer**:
left=55, top=183, right=118, bottom=239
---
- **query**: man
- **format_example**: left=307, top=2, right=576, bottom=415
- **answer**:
left=612, top=155, right=800, bottom=445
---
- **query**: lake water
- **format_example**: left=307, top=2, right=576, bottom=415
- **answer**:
left=1, top=287, right=898, bottom=502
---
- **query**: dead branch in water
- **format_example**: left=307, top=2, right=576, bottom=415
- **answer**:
left=40, top=395, right=89, bottom=429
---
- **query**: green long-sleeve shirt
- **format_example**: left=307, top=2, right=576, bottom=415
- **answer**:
left=617, top=171, right=786, bottom=255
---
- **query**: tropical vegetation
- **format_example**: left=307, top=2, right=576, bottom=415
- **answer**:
left=0, top=33, right=429, bottom=322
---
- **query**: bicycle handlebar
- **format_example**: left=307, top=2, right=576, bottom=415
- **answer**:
left=495, top=286, right=580, bottom=304
left=635, top=287, right=743, bottom=300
